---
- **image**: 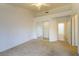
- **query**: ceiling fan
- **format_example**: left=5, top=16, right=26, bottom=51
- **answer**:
left=31, top=3, right=48, bottom=10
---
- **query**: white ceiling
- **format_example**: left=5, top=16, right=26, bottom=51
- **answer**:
left=10, top=3, right=72, bottom=13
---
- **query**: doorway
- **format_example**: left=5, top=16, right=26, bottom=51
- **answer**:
left=58, top=23, right=65, bottom=41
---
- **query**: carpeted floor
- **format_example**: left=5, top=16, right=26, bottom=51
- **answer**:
left=0, top=39, right=77, bottom=56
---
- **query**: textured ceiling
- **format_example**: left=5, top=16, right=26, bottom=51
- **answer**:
left=10, top=3, right=72, bottom=13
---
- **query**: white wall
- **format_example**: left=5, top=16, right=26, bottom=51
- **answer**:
left=0, top=4, right=34, bottom=52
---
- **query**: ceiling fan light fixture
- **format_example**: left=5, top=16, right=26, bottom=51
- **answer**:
left=32, top=3, right=47, bottom=10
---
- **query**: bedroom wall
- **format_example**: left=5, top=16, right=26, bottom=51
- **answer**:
left=34, top=10, right=72, bottom=42
left=0, top=4, right=34, bottom=52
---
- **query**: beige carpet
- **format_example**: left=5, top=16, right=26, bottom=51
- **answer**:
left=0, top=39, right=77, bottom=56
